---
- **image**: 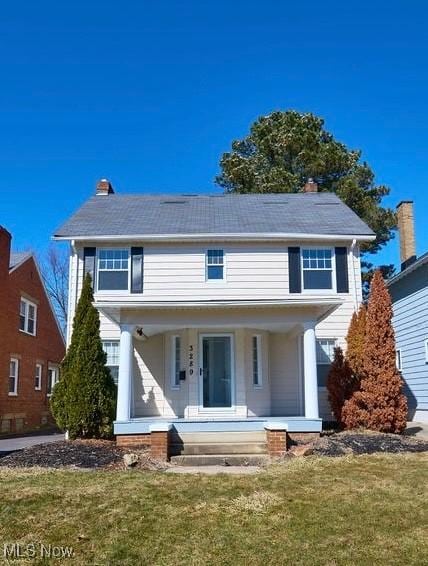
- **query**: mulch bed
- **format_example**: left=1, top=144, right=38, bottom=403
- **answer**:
left=309, top=431, right=428, bottom=457
left=1, top=432, right=427, bottom=470
left=0, top=440, right=125, bottom=469
left=0, top=439, right=168, bottom=471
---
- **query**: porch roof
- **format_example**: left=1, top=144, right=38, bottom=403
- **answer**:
left=96, top=297, right=343, bottom=335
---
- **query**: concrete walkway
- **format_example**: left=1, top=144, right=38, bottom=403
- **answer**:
left=404, top=422, right=428, bottom=441
left=0, top=433, right=64, bottom=454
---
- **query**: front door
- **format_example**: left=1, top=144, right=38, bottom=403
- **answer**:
left=201, top=335, right=233, bottom=408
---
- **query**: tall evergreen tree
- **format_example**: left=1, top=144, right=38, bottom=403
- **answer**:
left=51, top=274, right=117, bottom=439
left=342, top=271, right=408, bottom=433
left=216, top=110, right=396, bottom=257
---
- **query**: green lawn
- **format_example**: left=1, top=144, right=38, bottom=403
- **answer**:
left=0, top=454, right=427, bottom=565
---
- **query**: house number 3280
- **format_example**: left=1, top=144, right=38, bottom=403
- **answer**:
left=188, top=344, right=194, bottom=375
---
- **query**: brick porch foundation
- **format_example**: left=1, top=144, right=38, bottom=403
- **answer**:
left=265, top=423, right=288, bottom=457
left=116, top=424, right=171, bottom=462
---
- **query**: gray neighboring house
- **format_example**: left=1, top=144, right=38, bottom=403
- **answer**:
left=389, top=201, right=428, bottom=423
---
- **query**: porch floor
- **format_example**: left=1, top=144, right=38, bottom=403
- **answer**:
left=114, top=416, right=322, bottom=435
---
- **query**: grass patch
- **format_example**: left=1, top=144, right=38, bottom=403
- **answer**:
left=0, top=453, right=427, bottom=565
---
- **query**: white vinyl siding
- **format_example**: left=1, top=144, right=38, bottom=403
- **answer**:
left=20, top=297, right=37, bottom=335
left=70, top=241, right=359, bottom=311
left=9, top=358, right=19, bottom=396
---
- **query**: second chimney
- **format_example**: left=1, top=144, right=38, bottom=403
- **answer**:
left=397, top=200, right=416, bottom=271
left=303, top=178, right=318, bottom=193
left=0, top=226, right=11, bottom=280
left=96, top=178, right=114, bottom=196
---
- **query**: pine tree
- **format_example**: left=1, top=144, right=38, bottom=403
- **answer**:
left=50, top=274, right=117, bottom=439
left=346, top=304, right=367, bottom=381
left=342, top=271, right=408, bottom=433
left=326, top=346, right=355, bottom=427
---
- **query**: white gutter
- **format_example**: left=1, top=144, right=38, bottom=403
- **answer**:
left=53, top=232, right=376, bottom=243
left=94, top=298, right=344, bottom=309
left=350, top=238, right=359, bottom=311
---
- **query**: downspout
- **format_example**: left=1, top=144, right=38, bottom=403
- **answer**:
left=66, top=240, right=77, bottom=346
left=350, top=239, right=359, bottom=312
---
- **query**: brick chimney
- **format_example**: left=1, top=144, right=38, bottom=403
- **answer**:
left=96, top=178, right=114, bottom=196
left=397, top=200, right=416, bottom=271
left=303, top=178, right=318, bottom=193
left=0, top=226, right=11, bottom=279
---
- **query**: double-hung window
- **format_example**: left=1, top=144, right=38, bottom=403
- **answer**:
left=396, top=349, right=402, bottom=371
left=316, top=339, right=336, bottom=387
left=206, top=249, right=224, bottom=280
left=171, top=335, right=181, bottom=389
left=252, top=335, right=262, bottom=387
left=98, top=249, right=129, bottom=291
left=19, top=298, right=37, bottom=335
left=47, top=366, right=59, bottom=396
left=103, top=341, right=120, bottom=385
left=9, top=358, right=19, bottom=396
left=35, top=363, right=42, bottom=390
left=302, top=249, right=334, bottom=291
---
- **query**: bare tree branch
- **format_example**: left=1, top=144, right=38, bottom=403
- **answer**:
left=39, top=245, right=69, bottom=336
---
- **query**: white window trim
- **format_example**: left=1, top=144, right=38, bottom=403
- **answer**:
left=96, top=247, right=131, bottom=294
left=425, top=339, right=428, bottom=364
left=316, top=338, right=337, bottom=390
left=252, top=334, right=263, bottom=388
left=396, top=349, right=402, bottom=371
left=35, top=363, right=42, bottom=391
left=171, top=335, right=181, bottom=390
left=9, top=358, right=19, bottom=396
left=19, top=297, right=38, bottom=336
left=47, top=365, right=59, bottom=397
left=301, top=246, right=336, bottom=294
left=205, top=249, right=226, bottom=283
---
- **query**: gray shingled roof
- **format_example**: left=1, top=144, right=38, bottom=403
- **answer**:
left=54, top=192, right=374, bottom=238
left=9, top=252, right=31, bottom=269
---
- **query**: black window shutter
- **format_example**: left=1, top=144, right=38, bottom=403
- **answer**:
left=83, top=247, right=96, bottom=286
left=131, top=247, right=144, bottom=294
left=288, top=247, right=301, bottom=293
left=335, top=247, right=349, bottom=293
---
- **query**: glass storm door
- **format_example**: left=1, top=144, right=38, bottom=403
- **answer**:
left=202, top=335, right=232, bottom=408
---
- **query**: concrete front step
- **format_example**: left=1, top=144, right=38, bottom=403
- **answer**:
left=170, top=454, right=269, bottom=467
left=170, top=431, right=267, bottom=444
left=170, top=442, right=267, bottom=456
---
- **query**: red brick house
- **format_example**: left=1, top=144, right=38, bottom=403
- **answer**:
left=0, top=226, right=65, bottom=434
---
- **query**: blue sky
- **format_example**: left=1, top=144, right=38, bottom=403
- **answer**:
left=1, top=1, right=427, bottom=270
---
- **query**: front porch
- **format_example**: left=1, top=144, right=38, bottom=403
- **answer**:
left=98, top=301, right=340, bottom=459
left=114, top=415, right=322, bottom=435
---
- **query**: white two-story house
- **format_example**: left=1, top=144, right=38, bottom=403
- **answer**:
left=54, top=179, right=374, bottom=458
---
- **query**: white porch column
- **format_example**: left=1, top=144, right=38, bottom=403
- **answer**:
left=303, top=321, right=319, bottom=419
left=116, top=324, right=134, bottom=422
